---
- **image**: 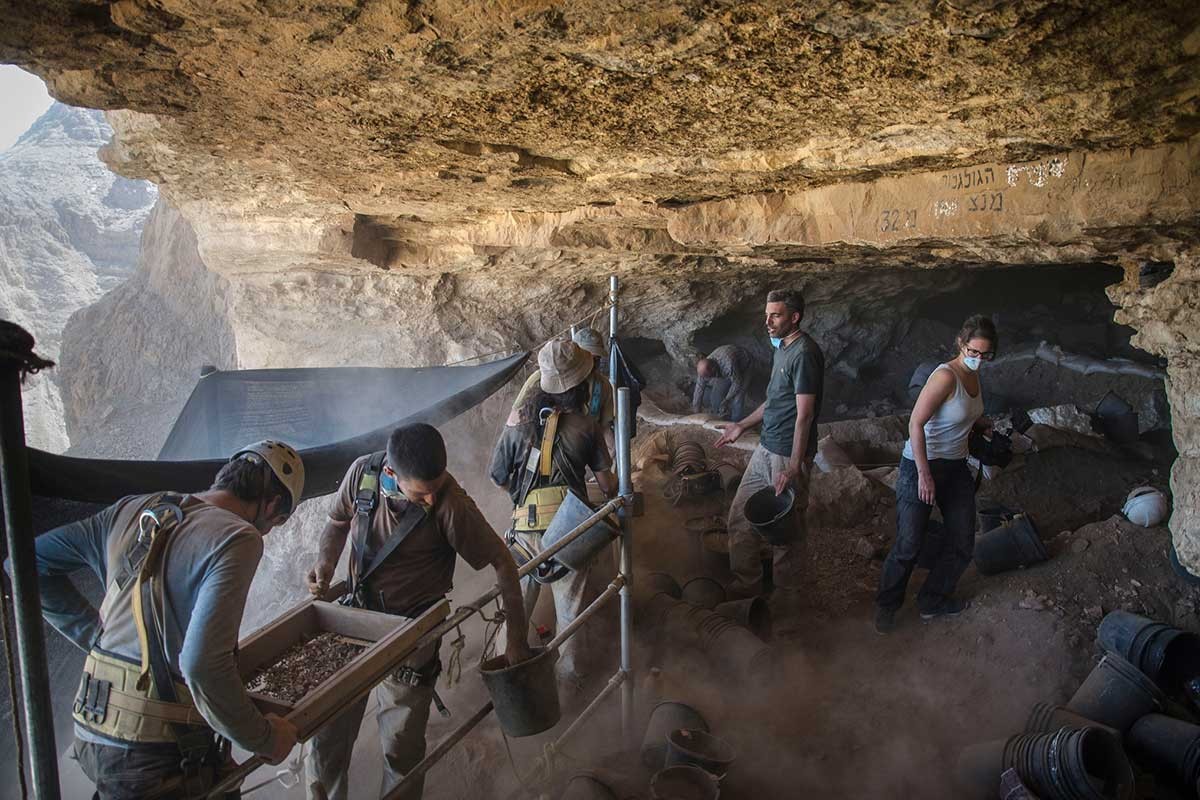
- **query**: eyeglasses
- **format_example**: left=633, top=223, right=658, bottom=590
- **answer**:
left=964, top=346, right=996, bottom=361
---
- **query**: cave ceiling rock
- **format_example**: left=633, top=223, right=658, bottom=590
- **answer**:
left=4, top=0, right=1199, bottom=227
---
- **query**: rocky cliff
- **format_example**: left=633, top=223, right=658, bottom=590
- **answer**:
left=0, top=102, right=156, bottom=450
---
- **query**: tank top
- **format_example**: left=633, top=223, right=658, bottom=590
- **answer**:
left=902, top=364, right=984, bottom=461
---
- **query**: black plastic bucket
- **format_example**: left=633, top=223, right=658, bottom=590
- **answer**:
left=957, top=728, right=1134, bottom=800
left=1024, top=702, right=1120, bottom=744
left=698, top=529, right=732, bottom=580
left=1129, top=713, right=1200, bottom=788
left=562, top=771, right=619, bottom=800
left=1097, top=609, right=1200, bottom=691
left=973, top=515, right=1048, bottom=575
left=744, top=487, right=796, bottom=545
left=1067, top=653, right=1166, bottom=733
left=650, top=765, right=720, bottom=800
left=1008, top=727, right=1134, bottom=800
left=715, top=597, right=772, bottom=641
left=681, top=577, right=727, bottom=610
left=642, top=701, right=709, bottom=767
left=479, top=646, right=561, bottom=737
left=647, top=571, right=683, bottom=599
left=666, top=728, right=737, bottom=777
left=1100, top=412, right=1140, bottom=444
left=977, top=502, right=1017, bottom=534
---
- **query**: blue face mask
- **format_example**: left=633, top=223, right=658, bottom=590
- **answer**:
left=380, top=471, right=404, bottom=499
left=770, top=337, right=782, bottom=349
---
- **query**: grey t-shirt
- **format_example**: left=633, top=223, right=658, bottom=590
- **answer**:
left=31, top=494, right=273, bottom=753
left=760, top=331, right=825, bottom=459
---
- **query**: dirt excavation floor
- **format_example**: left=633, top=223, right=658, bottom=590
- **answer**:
left=601, top=415, right=1195, bottom=800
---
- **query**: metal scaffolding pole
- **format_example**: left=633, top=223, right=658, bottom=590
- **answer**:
left=608, top=273, right=636, bottom=750
left=615, top=387, right=635, bottom=750
left=0, top=335, right=61, bottom=799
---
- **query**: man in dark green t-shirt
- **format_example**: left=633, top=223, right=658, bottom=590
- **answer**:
left=716, top=289, right=825, bottom=625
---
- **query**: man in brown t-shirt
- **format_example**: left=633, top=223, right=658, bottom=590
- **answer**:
left=305, top=424, right=529, bottom=800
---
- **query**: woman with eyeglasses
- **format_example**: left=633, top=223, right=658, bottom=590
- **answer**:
left=875, top=314, right=997, bottom=634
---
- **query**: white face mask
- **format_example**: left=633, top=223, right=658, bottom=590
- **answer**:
left=963, top=355, right=982, bottom=371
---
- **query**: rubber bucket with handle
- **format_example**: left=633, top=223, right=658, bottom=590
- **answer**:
left=480, top=646, right=561, bottom=737
left=540, top=490, right=619, bottom=572
left=744, top=487, right=795, bottom=545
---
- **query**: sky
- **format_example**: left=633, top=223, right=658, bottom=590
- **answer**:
left=0, top=65, right=53, bottom=151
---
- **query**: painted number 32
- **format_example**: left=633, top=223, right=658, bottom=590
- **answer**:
left=879, top=208, right=917, bottom=233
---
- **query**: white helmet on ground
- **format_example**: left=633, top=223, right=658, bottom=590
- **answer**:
left=232, top=440, right=305, bottom=511
left=1123, top=486, right=1168, bottom=528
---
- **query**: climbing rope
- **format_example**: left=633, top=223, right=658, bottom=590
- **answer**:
left=0, top=576, right=28, bottom=800
left=444, top=623, right=467, bottom=688
left=478, top=599, right=507, bottom=665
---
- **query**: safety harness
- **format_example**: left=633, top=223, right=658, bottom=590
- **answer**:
left=341, top=453, right=449, bottom=716
left=73, top=493, right=230, bottom=797
left=511, top=411, right=570, bottom=534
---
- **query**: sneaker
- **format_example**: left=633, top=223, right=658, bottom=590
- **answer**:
left=874, top=606, right=896, bottom=635
left=920, top=597, right=971, bottom=621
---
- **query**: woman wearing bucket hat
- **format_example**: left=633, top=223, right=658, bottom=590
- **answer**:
left=875, top=314, right=997, bottom=634
left=490, top=339, right=619, bottom=695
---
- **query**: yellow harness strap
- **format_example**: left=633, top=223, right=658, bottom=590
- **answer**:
left=539, top=411, right=559, bottom=478
left=131, top=510, right=177, bottom=692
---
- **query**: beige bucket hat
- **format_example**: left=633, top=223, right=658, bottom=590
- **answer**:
left=538, top=339, right=593, bottom=394
left=572, top=327, right=606, bottom=358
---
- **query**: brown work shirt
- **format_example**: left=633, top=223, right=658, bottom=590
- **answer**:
left=329, top=455, right=507, bottom=615
left=489, top=412, right=613, bottom=505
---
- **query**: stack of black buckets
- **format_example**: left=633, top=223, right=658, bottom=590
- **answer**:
left=958, top=610, right=1200, bottom=799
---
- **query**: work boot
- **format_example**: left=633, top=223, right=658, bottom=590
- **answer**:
left=920, top=597, right=971, bottom=621
left=874, top=606, right=896, bottom=635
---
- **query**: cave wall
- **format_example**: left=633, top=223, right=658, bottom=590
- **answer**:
left=1112, top=248, right=1200, bottom=571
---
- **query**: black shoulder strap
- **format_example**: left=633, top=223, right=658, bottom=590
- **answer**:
left=349, top=452, right=387, bottom=582
left=349, top=452, right=428, bottom=591
left=357, top=503, right=427, bottom=587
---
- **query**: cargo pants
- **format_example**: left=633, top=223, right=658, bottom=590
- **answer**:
left=727, top=444, right=811, bottom=618
left=306, top=640, right=439, bottom=800
left=73, top=738, right=238, bottom=800
left=517, top=529, right=616, bottom=691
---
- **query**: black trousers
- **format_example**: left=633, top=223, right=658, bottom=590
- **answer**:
left=74, top=738, right=238, bottom=800
left=876, top=457, right=976, bottom=613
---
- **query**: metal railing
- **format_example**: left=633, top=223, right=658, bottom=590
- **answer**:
left=212, top=275, right=636, bottom=798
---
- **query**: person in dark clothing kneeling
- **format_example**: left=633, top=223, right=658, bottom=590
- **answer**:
left=875, top=315, right=997, bottom=634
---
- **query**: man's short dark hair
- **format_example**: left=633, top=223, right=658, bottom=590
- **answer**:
left=766, top=289, right=805, bottom=321
left=387, top=423, right=447, bottom=481
left=212, top=457, right=291, bottom=512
